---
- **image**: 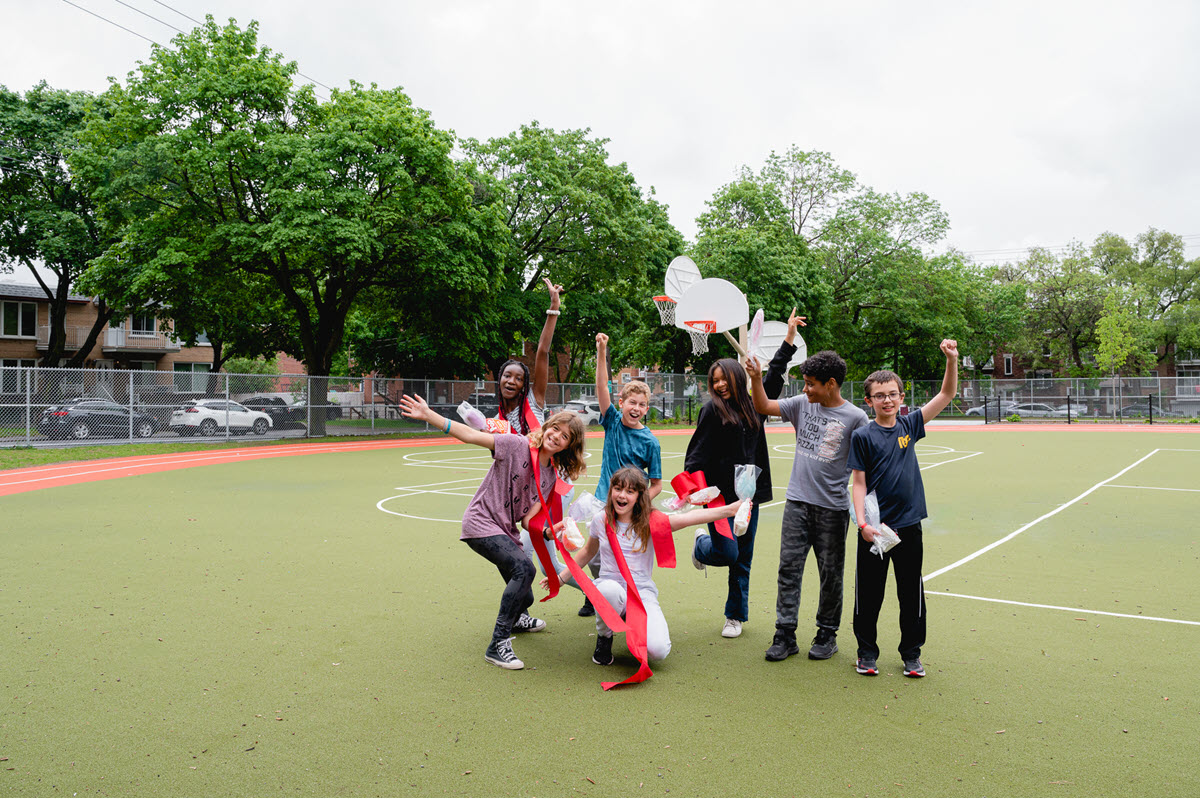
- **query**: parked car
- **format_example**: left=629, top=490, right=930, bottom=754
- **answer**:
left=37, top=398, right=157, bottom=440
left=1117, top=402, right=1182, bottom=418
left=289, top=399, right=342, bottom=422
left=1009, top=402, right=1068, bottom=418
left=965, top=400, right=1018, bottom=417
left=170, top=399, right=272, bottom=436
left=242, top=396, right=301, bottom=426
left=562, top=399, right=603, bottom=425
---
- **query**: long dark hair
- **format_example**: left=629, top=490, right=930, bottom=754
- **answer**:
left=604, top=467, right=654, bottom=553
left=707, top=358, right=760, bottom=429
left=495, top=358, right=533, bottom=434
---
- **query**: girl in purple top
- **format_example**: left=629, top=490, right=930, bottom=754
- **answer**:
left=400, top=394, right=586, bottom=670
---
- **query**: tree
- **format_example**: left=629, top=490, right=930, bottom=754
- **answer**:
left=464, top=123, right=683, bottom=381
left=74, top=19, right=507, bottom=430
left=1095, top=288, right=1154, bottom=377
left=1019, top=244, right=1105, bottom=374
left=0, top=82, right=122, bottom=369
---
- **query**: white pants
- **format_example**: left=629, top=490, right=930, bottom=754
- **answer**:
left=594, top=577, right=672, bottom=662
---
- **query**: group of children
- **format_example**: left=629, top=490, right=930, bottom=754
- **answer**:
left=398, top=283, right=960, bottom=683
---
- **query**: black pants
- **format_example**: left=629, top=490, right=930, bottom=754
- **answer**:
left=463, top=534, right=535, bottom=643
left=853, top=522, right=925, bottom=660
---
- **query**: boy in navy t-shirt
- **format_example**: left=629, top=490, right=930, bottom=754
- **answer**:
left=848, top=339, right=958, bottom=679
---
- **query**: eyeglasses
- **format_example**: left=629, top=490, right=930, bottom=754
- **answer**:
left=869, top=391, right=903, bottom=402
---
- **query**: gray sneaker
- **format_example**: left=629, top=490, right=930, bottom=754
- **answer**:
left=903, top=658, right=926, bottom=678
left=855, top=656, right=878, bottom=676
left=808, top=628, right=838, bottom=660
left=765, top=629, right=799, bottom=661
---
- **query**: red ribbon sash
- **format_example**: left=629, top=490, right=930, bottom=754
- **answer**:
left=527, top=444, right=570, bottom=599
left=670, top=471, right=732, bottom=538
left=598, top=518, right=655, bottom=689
left=496, top=396, right=542, bottom=435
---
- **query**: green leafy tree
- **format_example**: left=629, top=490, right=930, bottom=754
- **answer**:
left=74, top=19, right=506, bottom=431
left=0, top=83, right=123, bottom=368
left=1096, top=288, right=1154, bottom=377
left=1019, top=244, right=1105, bottom=374
left=464, top=123, right=683, bottom=381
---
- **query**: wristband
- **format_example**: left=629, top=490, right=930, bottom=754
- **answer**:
left=546, top=309, right=561, bottom=316
left=444, top=419, right=452, bottom=434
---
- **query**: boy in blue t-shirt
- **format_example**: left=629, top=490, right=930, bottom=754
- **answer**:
left=571, top=332, right=662, bottom=617
left=848, top=338, right=958, bottom=679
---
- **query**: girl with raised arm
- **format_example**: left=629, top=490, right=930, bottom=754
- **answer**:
left=399, top=393, right=586, bottom=670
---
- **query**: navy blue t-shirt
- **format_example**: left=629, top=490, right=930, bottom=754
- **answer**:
left=847, top=409, right=927, bottom=528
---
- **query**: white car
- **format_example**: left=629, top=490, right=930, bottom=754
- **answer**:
left=562, top=399, right=603, bottom=425
left=1009, top=402, right=1067, bottom=418
left=170, top=399, right=273, bottom=436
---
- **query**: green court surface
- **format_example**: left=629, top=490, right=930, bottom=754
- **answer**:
left=3, top=428, right=1198, bottom=796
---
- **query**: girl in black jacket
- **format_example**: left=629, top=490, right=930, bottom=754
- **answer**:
left=685, top=358, right=773, bottom=639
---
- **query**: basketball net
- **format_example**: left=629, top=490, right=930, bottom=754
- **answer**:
left=652, top=296, right=676, bottom=326
left=683, top=320, right=715, bottom=355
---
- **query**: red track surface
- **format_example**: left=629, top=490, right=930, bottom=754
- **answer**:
left=2, top=423, right=1194, bottom=497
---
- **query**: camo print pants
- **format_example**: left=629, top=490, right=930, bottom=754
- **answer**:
left=774, top=499, right=851, bottom=632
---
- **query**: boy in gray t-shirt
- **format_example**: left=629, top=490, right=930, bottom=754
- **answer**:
left=746, top=349, right=868, bottom=662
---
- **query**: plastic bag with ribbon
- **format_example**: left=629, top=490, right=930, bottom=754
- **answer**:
left=732, top=464, right=760, bottom=536
left=457, top=401, right=511, bottom=434
left=662, top=484, right=722, bottom=512
left=861, top=490, right=900, bottom=558
left=561, top=492, right=604, bottom=551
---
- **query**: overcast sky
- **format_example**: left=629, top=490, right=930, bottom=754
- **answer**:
left=5, top=0, right=1199, bottom=282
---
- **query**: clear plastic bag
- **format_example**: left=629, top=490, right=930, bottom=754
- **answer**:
left=558, top=492, right=603, bottom=551
left=732, top=464, right=761, bottom=536
left=860, top=490, right=900, bottom=558
left=457, top=401, right=488, bottom=430
left=662, top=484, right=722, bottom=512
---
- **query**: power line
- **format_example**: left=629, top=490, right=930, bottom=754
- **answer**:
left=58, top=0, right=332, bottom=101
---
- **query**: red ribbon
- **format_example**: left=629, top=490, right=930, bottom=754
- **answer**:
left=670, top=471, right=732, bottom=538
left=527, top=445, right=570, bottom=599
left=495, top=396, right=542, bottom=435
left=598, top=518, right=655, bottom=689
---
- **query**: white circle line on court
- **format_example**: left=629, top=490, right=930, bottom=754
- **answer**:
left=928, top=591, right=1200, bottom=627
left=376, top=494, right=461, bottom=523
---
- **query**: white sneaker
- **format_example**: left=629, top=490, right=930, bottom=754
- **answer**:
left=691, top=528, right=707, bottom=571
left=722, top=618, right=743, bottom=638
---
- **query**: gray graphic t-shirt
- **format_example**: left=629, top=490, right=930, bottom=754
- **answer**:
left=778, top=394, right=869, bottom=510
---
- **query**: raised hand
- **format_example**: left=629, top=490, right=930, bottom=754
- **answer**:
left=398, top=393, right=430, bottom=421
left=744, top=355, right=763, bottom=380
left=596, top=332, right=609, bottom=349
left=543, top=276, right=564, bottom=311
left=940, top=339, right=959, bottom=359
left=785, top=306, right=808, bottom=344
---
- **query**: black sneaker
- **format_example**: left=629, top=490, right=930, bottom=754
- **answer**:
left=578, top=597, right=596, bottom=617
left=855, top=657, right=878, bottom=676
left=592, top=634, right=615, bottom=666
left=484, top=638, right=524, bottom=670
left=513, top=613, right=546, bottom=633
left=808, top=628, right=838, bottom=660
left=903, top=658, right=926, bottom=678
left=765, top=629, right=799, bottom=661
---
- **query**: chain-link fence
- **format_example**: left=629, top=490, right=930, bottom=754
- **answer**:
left=2, top=366, right=1198, bottom=448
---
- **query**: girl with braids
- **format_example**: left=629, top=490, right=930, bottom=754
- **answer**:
left=685, top=358, right=773, bottom=640
left=494, top=277, right=563, bottom=434
left=399, top=393, right=586, bottom=671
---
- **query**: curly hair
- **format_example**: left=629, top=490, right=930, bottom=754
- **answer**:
left=801, top=350, right=848, bottom=387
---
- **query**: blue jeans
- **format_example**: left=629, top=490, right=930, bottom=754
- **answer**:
left=693, top=503, right=760, bottom=622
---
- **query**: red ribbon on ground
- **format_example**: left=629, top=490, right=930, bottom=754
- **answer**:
left=670, top=471, right=732, bottom=538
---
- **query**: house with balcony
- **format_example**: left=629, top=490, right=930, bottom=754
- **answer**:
left=1, top=280, right=216, bottom=400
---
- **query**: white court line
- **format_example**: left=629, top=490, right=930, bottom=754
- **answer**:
left=1105, top=484, right=1200, bottom=493
left=929, top=591, right=1200, bottom=627
left=920, top=451, right=982, bottom=470
left=925, top=448, right=1163, bottom=583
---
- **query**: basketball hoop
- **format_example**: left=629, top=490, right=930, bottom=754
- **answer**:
left=653, top=295, right=677, bottom=326
left=683, top=320, right=715, bottom=355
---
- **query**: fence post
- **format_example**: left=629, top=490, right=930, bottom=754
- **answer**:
left=129, top=370, right=135, bottom=440
left=25, top=366, right=32, bottom=446
left=224, top=372, right=231, bottom=440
